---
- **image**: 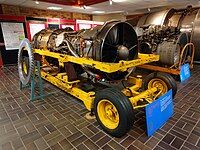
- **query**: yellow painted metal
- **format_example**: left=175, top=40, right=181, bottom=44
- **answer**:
left=40, top=70, right=95, bottom=111
left=34, top=49, right=159, bottom=73
left=23, top=61, right=27, bottom=74
left=97, top=99, right=119, bottom=129
left=148, top=78, right=168, bottom=97
left=33, top=48, right=163, bottom=111
left=130, top=87, right=158, bottom=107
left=122, top=76, right=142, bottom=96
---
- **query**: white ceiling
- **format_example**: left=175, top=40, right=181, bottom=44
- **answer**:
left=0, top=0, right=200, bottom=15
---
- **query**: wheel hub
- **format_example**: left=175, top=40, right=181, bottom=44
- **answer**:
left=97, top=99, right=119, bottom=129
left=148, top=78, right=168, bottom=96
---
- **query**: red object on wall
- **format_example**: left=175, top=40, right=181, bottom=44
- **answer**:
left=60, top=19, right=76, bottom=30
left=39, top=0, right=107, bottom=6
left=0, top=15, right=25, bottom=22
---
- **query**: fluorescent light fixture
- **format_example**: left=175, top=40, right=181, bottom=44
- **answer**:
left=107, top=10, right=124, bottom=14
left=47, top=6, right=63, bottom=10
left=92, top=11, right=105, bottom=14
left=112, top=0, right=127, bottom=2
left=35, top=1, right=39, bottom=4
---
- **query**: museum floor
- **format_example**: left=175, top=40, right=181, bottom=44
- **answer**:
left=0, top=65, right=199, bottom=150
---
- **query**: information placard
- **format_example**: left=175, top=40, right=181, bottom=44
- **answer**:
left=1, top=22, right=25, bottom=50
left=145, top=90, right=173, bottom=136
left=180, top=63, right=191, bottom=82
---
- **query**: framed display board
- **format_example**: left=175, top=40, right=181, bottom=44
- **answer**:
left=29, top=23, right=45, bottom=39
left=78, top=24, right=92, bottom=30
left=1, top=22, right=25, bottom=50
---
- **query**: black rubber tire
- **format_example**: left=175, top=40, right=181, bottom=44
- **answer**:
left=143, top=72, right=177, bottom=98
left=94, top=88, right=134, bottom=137
left=18, top=38, right=34, bottom=85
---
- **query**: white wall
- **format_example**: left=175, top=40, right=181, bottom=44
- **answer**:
left=92, top=13, right=126, bottom=22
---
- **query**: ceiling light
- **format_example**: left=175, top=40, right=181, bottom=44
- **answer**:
left=92, top=11, right=105, bottom=14
left=109, top=0, right=113, bottom=5
left=35, top=0, right=39, bottom=4
left=112, top=0, right=127, bottom=2
left=47, top=6, right=63, bottom=10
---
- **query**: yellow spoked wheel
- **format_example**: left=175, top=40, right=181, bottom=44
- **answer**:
left=143, top=72, right=177, bottom=98
left=97, top=99, right=119, bottom=130
left=94, top=88, right=134, bottom=137
left=148, top=78, right=168, bottom=96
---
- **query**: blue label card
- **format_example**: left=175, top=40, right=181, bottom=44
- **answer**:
left=180, top=63, right=191, bottom=82
left=145, top=90, right=173, bottom=136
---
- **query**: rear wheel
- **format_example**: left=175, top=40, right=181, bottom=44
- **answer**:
left=94, top=88, right=134, bottom=137
left=143, top=72, right=177, bottom=98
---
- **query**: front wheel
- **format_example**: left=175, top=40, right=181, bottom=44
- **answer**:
left=94, top=88, right=134, bottom=137
left=143, top=72, right=177, bottom=98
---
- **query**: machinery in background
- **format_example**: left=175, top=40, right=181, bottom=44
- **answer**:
left=137, top=24, right=194, bottom=76
left=135, top=6, right=200, bottom=61
left=18, top=21, right=177, bottom=137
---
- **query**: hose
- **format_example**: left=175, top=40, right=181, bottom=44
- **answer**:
left=63, top=39, right=100, bottom=80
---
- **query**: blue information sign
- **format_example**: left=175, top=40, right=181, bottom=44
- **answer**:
left=145, top=90, right=173, bottom=136
left=180, top=63, right=191, bottom=82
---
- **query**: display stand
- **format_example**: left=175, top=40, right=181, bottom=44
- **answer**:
left=20, top=61, right=53, bottom=101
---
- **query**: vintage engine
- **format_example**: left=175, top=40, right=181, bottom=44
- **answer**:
left=134, top=6, right=200, bottom=61
left=32, top=21, right=139, bottom=81
left=138, top=25, right=188, bottom=66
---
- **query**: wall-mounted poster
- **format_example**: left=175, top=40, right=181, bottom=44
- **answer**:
left=29, top=23, right=45, bottom=39
left=79, top=24, right=91, bottom=30
left=1, top=22, right=25, bottom=50
left=48, top=24, right=59, bottom=29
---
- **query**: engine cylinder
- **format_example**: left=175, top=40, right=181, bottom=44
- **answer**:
left=157, top=32, right=189, bottom=66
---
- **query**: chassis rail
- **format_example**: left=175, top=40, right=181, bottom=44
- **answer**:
left=33, top=49, right=161, bottom=111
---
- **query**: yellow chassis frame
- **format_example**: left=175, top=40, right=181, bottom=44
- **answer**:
left=34, top=49, right=160, bottom=111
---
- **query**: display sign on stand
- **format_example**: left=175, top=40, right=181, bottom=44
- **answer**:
left=180, top=63, right=191, bottom=82
left=145, top=89, right=173, bottom=136
left=1, top=22, right=25, bottom=50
